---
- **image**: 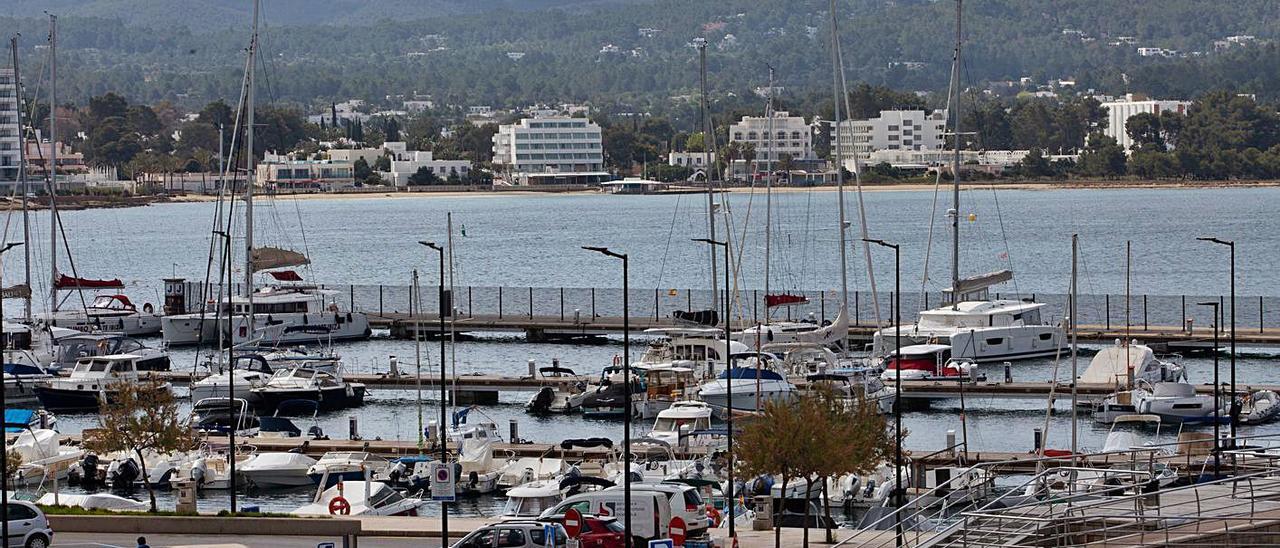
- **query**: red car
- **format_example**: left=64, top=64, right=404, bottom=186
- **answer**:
left=546, top=515, right=626, bottom=548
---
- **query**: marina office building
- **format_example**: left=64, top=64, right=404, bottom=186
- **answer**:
left=491, top=116, right=609, bottom=185
left=0, top=69, right=18, bottom=184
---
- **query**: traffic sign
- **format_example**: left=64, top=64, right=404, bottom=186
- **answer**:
left=429, top=461, right=456, bottom=502
left=564, top=507, right=584, bottom=539
left=648, top=540, right=674, bottom=548
left=669, top=516, right=686, bottom=546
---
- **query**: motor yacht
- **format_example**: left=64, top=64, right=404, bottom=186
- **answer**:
left=648, top=401, right=713, bottom=447
left=34, top=354, right=172, bottom=412
left=696, top=365, right=796, bottom=413
left=1078, top=341, right=1186, bottom=387
left=54, top=333, right=170, bottom=371
left=293, top=479, right=421, bottom=517
left=190, top=354, right=276, bottom=401
left=307, top=451, right=390, bottom=488
left=248, top=366, right=366, bottom=413
left=41, top=293, right=162, bottom=336
left=239, top=452, right=320, bottom=488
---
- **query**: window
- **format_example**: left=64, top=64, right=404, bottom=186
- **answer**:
left=985, top=337, right=1004, bottom=346
left=903, top=119, right=913, bottom=125
left=888, top=135, right=899, bottom=141
left=1038, top=333, right=1053, bottom=341
left=791, top=131, right=802, bottom=139
left=733, top=132, right=743, bottom=140
left=495, top=528, right=526, bottom=547
left=888, top=125, right=899, bottom=131
left=776, top=131, right=786, bottom=140
left=747, top=132, right=757, bottom=140
left=6, top=504, right=36, bottom=520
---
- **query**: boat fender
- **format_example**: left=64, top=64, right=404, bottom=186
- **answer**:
left=143, top=303, right=154, bottom=314
left=329, top=496, right=351, bottom=515
left=468, top=470, right=479, bottom=488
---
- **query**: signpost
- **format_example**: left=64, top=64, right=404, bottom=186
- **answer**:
left=429, top=461, right=456, bottom=502
left=669, top=517, right=686, bottom=547
left=564, top=507, right=584, bottom=539
left=647, top=540, right=674, bottom=548
left=543, top=523, right=557, bottom=548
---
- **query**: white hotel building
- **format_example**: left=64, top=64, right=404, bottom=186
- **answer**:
left=492, top=116, right=608, bottom=185
left=728, top=111, right=815, bottom=163
left=837, top=109, right=948, bottom=163
left=1100, top=95, right=1191, bottom=151
left=0, top=69, right=19, bottom=184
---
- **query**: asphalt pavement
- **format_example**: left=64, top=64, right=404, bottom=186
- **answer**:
left=53, top=533, right=444, bottom=548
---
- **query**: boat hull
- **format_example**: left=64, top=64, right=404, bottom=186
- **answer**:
left=249, top=385, right=367, bottom=413
left=45, top=313, right=162, bottom=337
left=877, top=325, right=1065, bottom=363
left=698, top=379, right=796, bottom=412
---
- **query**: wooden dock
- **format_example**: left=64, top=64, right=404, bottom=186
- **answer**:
left=369, top=312, right=1280, bottom=347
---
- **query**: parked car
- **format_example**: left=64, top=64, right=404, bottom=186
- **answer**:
left=5, top=500, right=53, bottom=548
left=451, top=520, right=567, bottom=548
left=540, top=514, right=625, bottom=548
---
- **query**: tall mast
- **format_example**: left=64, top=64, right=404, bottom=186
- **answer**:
left=828, top=0, right=850, bottom=323
left=1070, top=234, right=1079, bottom=459
left=243, top=0, right=259, bottom=334
left=697, top=39, right=718, bottom=309
left=47, top=14, right=58, bottom=316
left=948, top=0, right=963, bottom=309
left=763, top=65, right=774, bottom=325
left=11, top=37, right=31, bottom=322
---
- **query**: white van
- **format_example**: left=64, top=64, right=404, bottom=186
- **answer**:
left=540, top=482, right=708, bottom=540
left=541, top=489, right=668, bottom=541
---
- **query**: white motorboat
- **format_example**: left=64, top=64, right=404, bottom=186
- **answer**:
left=41, top=293, right=162, bottom=336
left=307, top=451, right=390, bottom=488
left=634, top=363, right=701, bottom=419
left=239, top=451, right=319, bottom=488
left=648, top=401, right=713, bottom=447
left=872, top=272, right=1065, bottom=363
left=500, top=479, right=564, bottom=519
left=54, top=333, right=170, bottom=371
left=190, top=354, right=276, bottom=401
left=1239, top=390, right=1280, bottom=425
left=697, top=366, right=796, bottom=413
left=190, top=397, right=259, bottom=437
left=248, top=366, right=367, bottom=413
left=1095, top=381, right=1227, bottom=425
left=36, top=493, right=147, bottom=512
left=735, top=309, right=850, bottom=350
left=162, top=285, right=371, bottom=347
left=638, top=328, right=750, bottom=372
left=425, top=422, right=501, bottom=495
left=1078, top=341, right=1186, bottom=387
left=34, top=354, right=172, bottom=412
left=11, top=429, right=83, bottom=486
left=879, top=344, right=973, bottom=381
left=497, top=456, right=569, bottom=490
left=171, top=446, right=254, bottom=490
left=524, top=364, right=583, bottom=415
left=293, top=479, right=422, bottom=517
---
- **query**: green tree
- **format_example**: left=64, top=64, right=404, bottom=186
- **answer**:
left=353, top=157, right=373, bottom=181
left=83, top=381, right=196, bottom=512
left=685, top=132, right=706, bottom=153
left=408, top=166, right=440, bottom=186
left=1076, top=134, right=1127, bottom=177
left=1127, top=150, right=1181, bottom=179
left=1017, top=148, right=1053, bottom=178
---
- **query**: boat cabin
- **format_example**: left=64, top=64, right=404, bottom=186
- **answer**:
left=501, top=481, right=563, bottom=518
left=87, top=294, right=140, bottom=314
left=68, top=354, right=142, bottom=379
left=916, top=300, right=1046, bottom=330
left=641, top=328, right=748, bottom=365
left=55, top=334, right=151, bottom=368
left=650, top=402, right=713, bottom=438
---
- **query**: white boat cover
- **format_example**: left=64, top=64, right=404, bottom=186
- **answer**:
left=1079, top=345, right=1156, bottom=385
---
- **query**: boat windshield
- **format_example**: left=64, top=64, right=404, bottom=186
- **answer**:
left=652, top=417, right=708, bottom=433
left=502, top=495, right=559, bottom=517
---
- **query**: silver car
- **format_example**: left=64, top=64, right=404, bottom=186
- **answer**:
left=5, top=501, right=53, bottom=548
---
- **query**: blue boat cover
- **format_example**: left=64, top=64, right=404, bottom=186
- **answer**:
left=717, top=367, right=784, bottom=381
left=4, top=409, right=35, bottom=432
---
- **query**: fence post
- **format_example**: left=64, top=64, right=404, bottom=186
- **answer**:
left=753, top=290, right=758, bottom=324
left=1105, top=294, right=1111, bottom=330
left=560, top=288, right=564, bottom=321
left=821, top=291, right=826, bottom=322
left=654, top=288, right=659, bottom=321
left=378, top=285, right=384, bottom=316
left=890, top=291, right=895, bottom=324
left=854, top=291, right=859, bottom=325
left=591, top=287, right=596, bottom=318
left=468, top=286, right=473, bottom=317
left=1181, top=295, right=1186, bottom=332
left=350, top=285, right=355, bottom=312
left=1261, top=296, right=1265, bottom=334
left=1143, top=294, right=1148, bottom=330
left=924, top=291, right=929, bottom=309
left=687, top=289, right=692, bottom=312
left=499, top=286, right=504, bottom=318
left=529, top=287, right=534, bottom=318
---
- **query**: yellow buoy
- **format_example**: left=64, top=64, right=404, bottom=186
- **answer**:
left=668, top=288, right=678, bottom=296
left=968, top=213, right=977, bottom=222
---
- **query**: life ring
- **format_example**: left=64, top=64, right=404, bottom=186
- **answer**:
left=706, top=504, right=721, bottom=527
left=328, top=496, right=351, bottom=515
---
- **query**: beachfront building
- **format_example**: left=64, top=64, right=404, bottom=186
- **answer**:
left=491, top=116, right=608, bottom=185
left=0, top=69, right=18, bottom=184
left=25, top=140, right=88, bottom=177
left=668, top=151, right=715, bottom=169
left=387, top=150, right=472, bottom=186
left=1100, top=94, right=1191, bottom=151
left=836, top=109, right=948, bottom=162
left=255, top=157, right=355, bottom=191
left=728, top=111, right=815, bottom=164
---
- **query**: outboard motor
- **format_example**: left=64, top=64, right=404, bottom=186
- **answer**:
left=468, top=470, right=480, bottom=489
left=387, top=461, right=407, bottom=485
left=529, top=387, right=555, bottom=413
left=190, top=459, right=209, bottom=489
left=109, top=458, right=141, bottom=487
left=308, top=426, right=327, bottom=440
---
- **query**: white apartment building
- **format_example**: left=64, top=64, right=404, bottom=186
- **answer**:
left=836, top=109, right=948, bottom=162
left=1100, top=95, right=1191, bottom=151
left=0, top=69, right=19, bottom=183
left=729, top=111, right=814, bottom=164
left=388, top=150, right=472, bottom=186
left=255, top=158, right=355, bottom=191
left=491, top=116, right=607, bottom=185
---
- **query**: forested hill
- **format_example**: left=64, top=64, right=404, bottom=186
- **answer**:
left=4, top=0, right=1279, bottom=109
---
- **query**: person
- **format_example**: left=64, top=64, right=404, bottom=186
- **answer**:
left=137, top=536, right=151, bottom=548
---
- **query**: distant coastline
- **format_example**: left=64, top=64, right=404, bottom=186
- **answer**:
left=1, top=179, right=1275, bottom=211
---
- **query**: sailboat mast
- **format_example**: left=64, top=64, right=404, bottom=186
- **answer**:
left=949, top=0, right=963, bottom=309
left=697, top=40, right=718, bottom=309
left=828, top=0, right=850, bottom=320
left=763, top=65, right=774, bottom=325
left=243, top=0, right=259, bottom=332
left=447, top=212, right=457, bottom=417
left=11, top=38, right=32, bottom=321
left=48, top=14, right=58, bottom=316
left=1070, top=234, right=1079, bottom=459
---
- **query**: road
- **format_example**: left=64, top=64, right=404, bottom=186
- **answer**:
left=53, top=533, right=445, bottom=548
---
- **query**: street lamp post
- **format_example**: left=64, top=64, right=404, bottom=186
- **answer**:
left=1198, top=300, right=1221, bottom=478
left=583, top=246, right=632, bottom=548
left=1198, top=237, right=1236, bottom=442
left=0, top=241, right=24, bottom=547
left=692, top=237, right=734, bottom=542
left=864, top=238, right=903, bottom=545
left=419, top=241, right=448, bottom=545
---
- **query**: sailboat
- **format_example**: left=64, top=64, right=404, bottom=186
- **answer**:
left=160, top=15, right=370, bottom=348
left=871, top=4, right=1063, bottom=363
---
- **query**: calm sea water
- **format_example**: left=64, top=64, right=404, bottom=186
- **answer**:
left=10, top=186, right=1280, bottom=514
